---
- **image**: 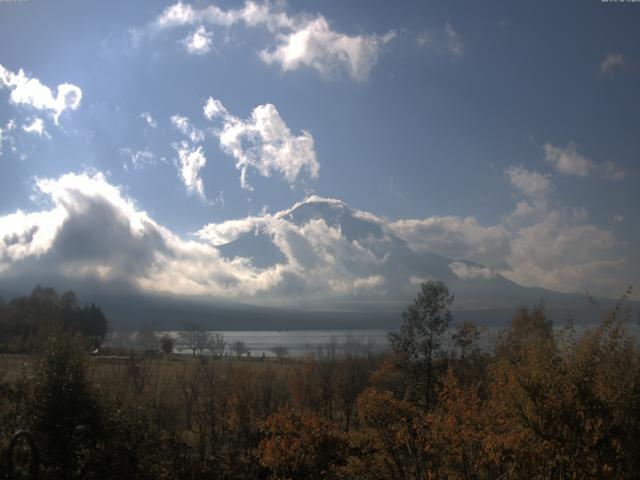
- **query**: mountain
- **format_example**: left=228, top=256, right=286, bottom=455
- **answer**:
left=0, top=196, right=635, bottom=330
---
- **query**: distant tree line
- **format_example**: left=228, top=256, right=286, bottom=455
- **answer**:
left=0, top=285, right=108, bottom=352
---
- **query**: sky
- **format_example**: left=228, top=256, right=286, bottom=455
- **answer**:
left=0, top=0, right=638, bottom=304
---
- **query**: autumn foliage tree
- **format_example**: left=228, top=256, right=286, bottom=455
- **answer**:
left=388, top=280, right=454, bottom=406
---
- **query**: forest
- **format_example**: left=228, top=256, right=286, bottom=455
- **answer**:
left=0, top=282, right=639, bottom=479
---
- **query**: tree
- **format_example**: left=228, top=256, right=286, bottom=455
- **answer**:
left=178, top=321, right=224, bottom=357
left=232, top=340, right=249, bottom=358
left=388, top=280, right=454, bottom=406
left=259, top=407, right=347, bottom=479
left=26, top=334, right=103, bottom=477
left=451, top=321, right=481, bottom=360
left=208, top=331, right=226, bottom=358
left=270, top=345, right=289, bottom=363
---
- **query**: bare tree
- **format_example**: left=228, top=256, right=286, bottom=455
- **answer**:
left=232, top=340, right=248, bottom=358
left=270, top=345, right=289, bottom=363
left=179, top=322, right=224, bottom=357
left=208, top=332, right=226, bottom=359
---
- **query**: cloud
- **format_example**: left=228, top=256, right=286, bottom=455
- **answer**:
left=505, top=166, right=552, bottom=197
left=173, top=142, right=207, bottom=200
left=0, top=174, right=392, bottom=304
left=197, top=214, right=270, bottom=245
left=22, top=117, right=48, bottom=138
left=390, top=216, right=511, bottom=269
left=120, top=148, right=159, bottom=171
left=504, top=210, right=621, bottom=293
left=171, top=114, right=205, bottom=143
left=543, top=142, right=626, bottom=179
left=601, top=53, right=625, bottom=75
left=140, top=112, right=158, bottom=128
left=181, top=25, right=213, bottom=55
left=449, top=261, right=495, bottom=280
left=203, top=97, right=319, bottom=190
left=148, top=1, right=394, bottom=81
left=416, top=23, right=464, bottom=57
left=444, top=22, right=463, bottom=56
left=170, top=114, right=209, bottom=202
left=600, top=161, right=627, bottom=180
left=259, top=17, right=395, bottom=81
left=0, top=63, right=82, bottom=124
left=0, top=118, right=16, bottom=156
left=0, top=173, right=634, bottom=303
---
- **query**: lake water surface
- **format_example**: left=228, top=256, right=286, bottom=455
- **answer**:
left=166, top=329, right=391, bottom=357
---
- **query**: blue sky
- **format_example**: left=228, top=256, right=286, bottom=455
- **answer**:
left=0, top=0, right=638, bottom=303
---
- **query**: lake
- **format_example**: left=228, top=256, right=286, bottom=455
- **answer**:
left=168, top=329, right=391, bottom=357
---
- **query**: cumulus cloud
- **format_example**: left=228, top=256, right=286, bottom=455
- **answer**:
left=444, top=22, right=464, bottom=56
left=449, top=261, right=496, bottom=280
left=171, top=114, right=205, bottom=143
left=181, top=25, right=213, bottom=55
left=203, top=97, right=319, bottom=190
left=543, top=142, right=626, bottom=179
left=390, top=216, right=511, bottom=269
left=0, top=172, right=634, bottom=304
left=148, top=1, right=394, bottom=81
left=173, top=142, right=207, bottom=200
left=260, top=17, right=396, bottom=81
left=504, top=210, right=621, bottom=293
left=169, top=113, right=209, bottom=200
left=601, top=53, right=625, bottom=75
left=140, top=112, right=158, bottom=128
left=22, top=117, right=48, bottom=138
left=0, top=174, right=395, bottom=304
left=197, top=214, right=270, bottom=245
left=505, top=166, right=552, bottom=197
left=0, top=63, right=82, bottom=124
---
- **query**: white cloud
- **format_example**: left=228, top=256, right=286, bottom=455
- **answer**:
left=173, top=142, right=207, bottom=200
left=390, top=216, right=511, bottom=269
left=171, top=114, right=205, bottom=143
left=504, top=211, right=621, bottom=293
left=181, top=25, right=213, bottom=55
left=505, top=166, right=552, bottom=197
left=259, top=17, right=395, bottom=81
left=120, top=148, right=159, bottom=171
left=197, top=214, right=270, bottom=245
left=543, top=142, right=593, bottom=177
left=0, top=118, right=16, bottom=156
left=140, top=112, right=158, bottom=128
left=601, top=53, right=625, bottom=75
left=149, top=1, right=394, bottom=81
left=0, top=176, right=392, bottom=304
left=416, top=31, right=431, bottom=47
left=0, top=63, right=82, bottom=124
left=416, top=23, right=464, bottom=57
left=22, top=117, right=48, bottom=138
left=449, top=261, right=496, bottom=280
left=543, top=142, right=626, bottom=180
left=0, top=174, right=634, bottom=303
left=204, top=97, right=319, bottom=190
left=600, top=161, right=627, bottom=180
left=444, top=22, right=463, bottom=56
